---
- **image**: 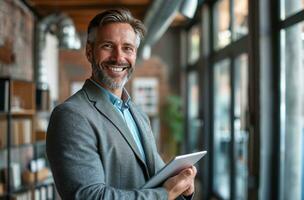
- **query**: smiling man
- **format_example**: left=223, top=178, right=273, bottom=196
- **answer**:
left=46, top=9, right=196, bottom=200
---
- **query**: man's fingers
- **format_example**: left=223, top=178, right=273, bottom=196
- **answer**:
left=180, top=166, right=196, bottom=196
left=182, top=184, right=194, bottom=196
left=163, top=166, right=197, bottom=199
left=175, top=168, right=195, bottom=190
left=182, top=176, right=195, bottom=196
left=181, top=166, right=197, bottom=178
left=192, top=166, right=197, bottom=175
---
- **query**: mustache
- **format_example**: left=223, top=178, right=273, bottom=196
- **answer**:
left=102, top=60, right=130, bottom=68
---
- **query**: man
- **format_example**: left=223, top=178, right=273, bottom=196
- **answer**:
left=46, top=9, right=196, bottom=200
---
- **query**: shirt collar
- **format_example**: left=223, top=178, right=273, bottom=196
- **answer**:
left=89, top=78, right=130, bottom=110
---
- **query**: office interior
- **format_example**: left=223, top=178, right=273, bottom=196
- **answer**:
left=0, top=0, right=303, bottom=199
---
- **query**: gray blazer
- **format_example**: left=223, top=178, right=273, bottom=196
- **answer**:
left=46, top=79, right=168, bottom=199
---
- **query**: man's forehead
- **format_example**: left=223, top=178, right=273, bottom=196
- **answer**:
left=97, top=23, right=135, bottom=34
left=95, top=23, right=137, bottom=43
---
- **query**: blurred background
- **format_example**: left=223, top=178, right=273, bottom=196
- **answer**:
left=0, top=0, right=303, bottom=199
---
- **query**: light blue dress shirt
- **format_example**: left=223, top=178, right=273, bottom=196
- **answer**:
left=90, top=79, right=146, bottom=162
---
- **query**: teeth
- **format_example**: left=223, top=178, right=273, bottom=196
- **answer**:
left=109, top=67, right=123, bottom=72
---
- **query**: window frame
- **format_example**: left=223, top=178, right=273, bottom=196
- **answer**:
left=183, top=0, right=257, bottom=199
left=275, top=0, right=304, bottom=199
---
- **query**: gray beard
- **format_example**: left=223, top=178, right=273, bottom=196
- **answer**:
left=92, top=62, right=133, bottom=90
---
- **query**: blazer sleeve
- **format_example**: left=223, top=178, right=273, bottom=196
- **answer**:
left=46, top=103, right=168, bottom=200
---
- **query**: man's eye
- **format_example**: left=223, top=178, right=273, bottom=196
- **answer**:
left=102, top=44, right=112, bottom=49
left=124, top=46, right=134, bottom=52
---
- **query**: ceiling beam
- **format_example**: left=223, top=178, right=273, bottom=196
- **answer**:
left=26, top=0, right=152, bottom=32
left=33, top=5, right=149, bottom=14
left=28, top=0, right=150, bottom=6
left=69, top=9, right=146, bottom=32
left=67, top=10, right=146, bottom=19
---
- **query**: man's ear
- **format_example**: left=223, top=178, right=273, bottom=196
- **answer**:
left=86, top=43, right=93, bottom=63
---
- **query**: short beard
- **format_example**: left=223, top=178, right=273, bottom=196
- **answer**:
left=92, top=59, right=133, bottom=90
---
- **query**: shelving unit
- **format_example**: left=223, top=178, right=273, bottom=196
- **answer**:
left=0, top=78, right=56, bottom=200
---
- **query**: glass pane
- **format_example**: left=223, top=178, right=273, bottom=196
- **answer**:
left=234, top=53, right=249, bottom=199
left=213, top=59, right=231, bottom=199
left=280, top=22, right=304, bottom=199
left=213, top=0, right=231, bottom=50
left=187, top=72, right=200, bottom=152
left=188, top=25, right=200, bottom=64
left=281, top=0, right=304, bottom=20
left=233, top=0, right=248, bottom=40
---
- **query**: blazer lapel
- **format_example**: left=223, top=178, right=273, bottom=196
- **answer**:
left=129, top=103, right=155, bottom=178
left=82, top=80, right=147, bottom=168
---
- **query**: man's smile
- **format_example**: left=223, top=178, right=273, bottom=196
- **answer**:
left=109, top=67, right=124, bottom=72
left=103, top=64, right=130, bottom=73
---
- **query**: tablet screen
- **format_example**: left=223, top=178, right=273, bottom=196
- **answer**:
left=141, top=151, right=207, bottom=189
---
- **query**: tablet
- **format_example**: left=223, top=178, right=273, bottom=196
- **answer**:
left=141, top=150, right=207, bottom=189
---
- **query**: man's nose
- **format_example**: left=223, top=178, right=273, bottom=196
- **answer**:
left=111, top=47, right=124, bottom=62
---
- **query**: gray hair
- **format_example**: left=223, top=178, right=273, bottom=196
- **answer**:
left=87, top=9, right=146, bottom=47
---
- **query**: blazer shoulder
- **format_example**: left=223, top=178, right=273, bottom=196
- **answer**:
left=52, top=90, right=89, bottom=119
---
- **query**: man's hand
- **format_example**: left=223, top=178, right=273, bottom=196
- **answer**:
left=163, top=166, right=197, bottom=200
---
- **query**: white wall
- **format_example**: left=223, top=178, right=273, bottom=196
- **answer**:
left=43, top=33, right=59, bottom=105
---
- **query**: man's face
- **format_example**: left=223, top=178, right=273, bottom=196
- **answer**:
left=86, top=23, right=137, bottom=92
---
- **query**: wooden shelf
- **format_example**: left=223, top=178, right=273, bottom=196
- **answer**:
left=35, top=140, right=46, bottom=146
left=22, top=168, right=50, bottom=185
left=0, top=78, right=38, bottom=198
left=0, top=111, right=6, bottom=115
left=11, top=110, right=35, bottom=116
left=0, top=79, right=36, bottom=113
left=0, top=110, right=35, bottom=117
left=0, top=78, right=54, bottom=199
left=10, top=143, right=33, bottom=149
left=35, top=175, right=54, bottom=188
left=10, top=184, right=33, bottom=194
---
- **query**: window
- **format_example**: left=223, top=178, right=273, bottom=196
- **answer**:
left=213, top=59, right=231, bottom=199
left=187, top=72, right=200, bottom=152
left=279, top=0, right=304, bottom=199
left=213, top=0, right=231, bottom=49
left=279, top=21, right=304, bottom=199
left=189, top=1, right=250, bottom=198
left=132, top=78, right=159, bottom=116
left=234, top=53, right=249, bottom=199
left=233, top=0, right=248, bottom=40
left=281, top=0, right=304, bottom=19
left=188, top=25, right=201, bottom=64
left=213, top=0, right=249, bottom=50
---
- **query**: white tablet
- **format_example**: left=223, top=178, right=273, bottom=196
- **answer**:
left=141, top=150, right=207, bottom=189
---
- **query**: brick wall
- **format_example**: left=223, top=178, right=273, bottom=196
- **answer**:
left=58, top=47, right=91, bottom=102
left=0, top=0, right=34, bottom=81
